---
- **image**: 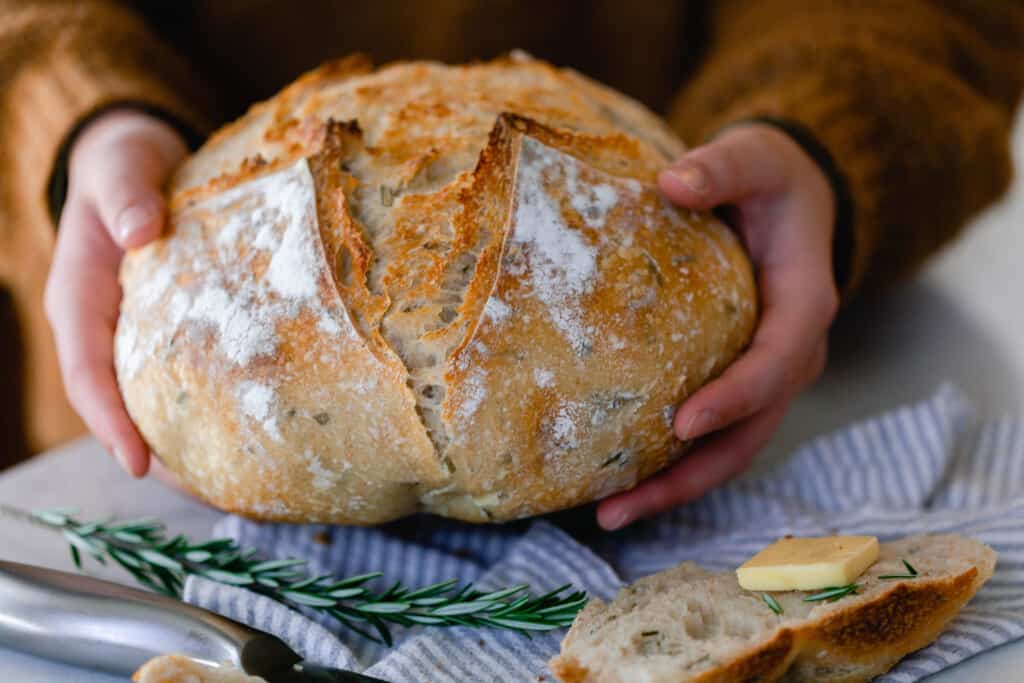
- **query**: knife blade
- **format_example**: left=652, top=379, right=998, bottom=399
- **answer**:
left=0, top=559, right=387, bottom=682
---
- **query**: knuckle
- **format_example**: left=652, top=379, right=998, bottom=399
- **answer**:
left=729, top=349, right=784, bottom=418
left=731, top=379, right=767, bottom=419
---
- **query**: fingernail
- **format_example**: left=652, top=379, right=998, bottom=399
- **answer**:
left=680, top=409, right=719, bottom=440
left=116, top=204, right=156, bottom=243
left=601, top=509, right=631, bottom=531
left=667, top=163, right=708, bottom=193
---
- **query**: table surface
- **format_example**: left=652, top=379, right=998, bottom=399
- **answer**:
left=2, top=114, right=1022, bottom=682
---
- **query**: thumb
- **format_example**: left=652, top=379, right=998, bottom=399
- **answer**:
left=95, top=177, right=167, bottom=251
left=658, top=124, right=793, bottom=210
left=72, top=112, right=187, bottom=250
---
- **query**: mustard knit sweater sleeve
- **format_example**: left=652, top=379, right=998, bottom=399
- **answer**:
left=0, top=0, right=214, bottom=233
left=0, top=0, right=216, bottom=453
left=669, top=0, right=1024, bottom=298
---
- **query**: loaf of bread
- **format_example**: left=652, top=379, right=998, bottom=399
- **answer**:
left=550, top=534, right=996, bottom=683
left=115, top=53, right=756, bottom=524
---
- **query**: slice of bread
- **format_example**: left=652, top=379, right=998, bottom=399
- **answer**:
left=134, top=654, right=266, bottom=683
left=550, top=534, right=996, bottom=683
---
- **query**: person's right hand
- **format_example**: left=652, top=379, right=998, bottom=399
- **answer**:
left=44, top=109, right=187, bottom=477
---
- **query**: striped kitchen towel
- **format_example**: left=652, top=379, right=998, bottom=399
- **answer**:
left=184, top=385, right=1024, bottom=682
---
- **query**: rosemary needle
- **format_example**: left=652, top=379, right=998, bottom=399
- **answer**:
left=802, top=584, right=859, bottom=603
left=762, top=592, right=784, bottom=615
left=880, top=558, right=921, bottom=580
left=21, top=506, right=588, bottom=645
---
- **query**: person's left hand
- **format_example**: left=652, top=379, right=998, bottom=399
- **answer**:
left=597, top=122, right=840, bottom=530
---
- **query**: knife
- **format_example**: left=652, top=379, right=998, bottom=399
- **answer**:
left=0, top=559, right=387, bottom=682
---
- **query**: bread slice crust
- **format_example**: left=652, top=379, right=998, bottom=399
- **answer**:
left=551, top=535, right=996, bottom=683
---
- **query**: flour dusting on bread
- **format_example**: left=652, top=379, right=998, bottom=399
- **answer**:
left=116, top=55, right=757, bottom=524
left=511, top=137, right=600, bottom=354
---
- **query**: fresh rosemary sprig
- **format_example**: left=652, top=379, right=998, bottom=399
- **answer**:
left=761, top=592, right=784, bottom=615
left=15, top=506, right=587, bottom=645
left=802, top=583, right=859, bottom=603
left=879, top=559, right=920, bottom=580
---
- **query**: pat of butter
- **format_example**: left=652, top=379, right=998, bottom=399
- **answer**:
left=737, top=536, right=879, bottom=591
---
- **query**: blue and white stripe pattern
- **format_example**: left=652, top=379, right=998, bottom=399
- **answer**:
left=184, top=385, right=1024, bottom=682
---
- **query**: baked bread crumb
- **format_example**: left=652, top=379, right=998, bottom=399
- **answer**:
left=551, top=534, right=996, bottom=683
left=133, top=654, right=266, bottom=683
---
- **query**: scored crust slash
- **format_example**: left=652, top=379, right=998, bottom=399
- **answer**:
left=114, top=53, right=757, bottom=525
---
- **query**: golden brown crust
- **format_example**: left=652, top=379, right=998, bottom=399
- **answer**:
left=116, top=54, right=756, bottom=524
left=437, top=113, right=753, bottom=519
left=549, top=656, right=589, bottom=683
left=550, top=536, right=996, bottom=683
left=785, top=567, right=981, bottom=682
left=692, top=630, right=796, bottom=683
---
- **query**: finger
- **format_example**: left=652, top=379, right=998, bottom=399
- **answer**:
left=46, top=202, right=150, bottom=476
left=597, top=398, right=789, bottom=530
left=674, top=264, right=834, bottom=442
left=80, top=148, right=170, bottom=250
left=657, top=125, right=793, bottom=210
left=72, top=117, right=186, bottom=250
left=675, top=181, right=839, bottom=439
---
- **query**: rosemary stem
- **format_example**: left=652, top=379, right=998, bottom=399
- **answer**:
left=0, top=502, right=49, bottom=528
left=5, top=504, right=587, bottom=645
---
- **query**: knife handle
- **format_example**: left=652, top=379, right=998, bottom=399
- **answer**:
left=0, top=559, right=297, bottom=676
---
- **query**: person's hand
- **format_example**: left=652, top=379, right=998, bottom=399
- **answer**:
left=44, top=109, right=187, bottom=477
left=597, top=123, right=839, bottom=530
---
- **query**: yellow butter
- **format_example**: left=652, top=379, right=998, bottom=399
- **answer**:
left=737, top=536, right=879, bottom=591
